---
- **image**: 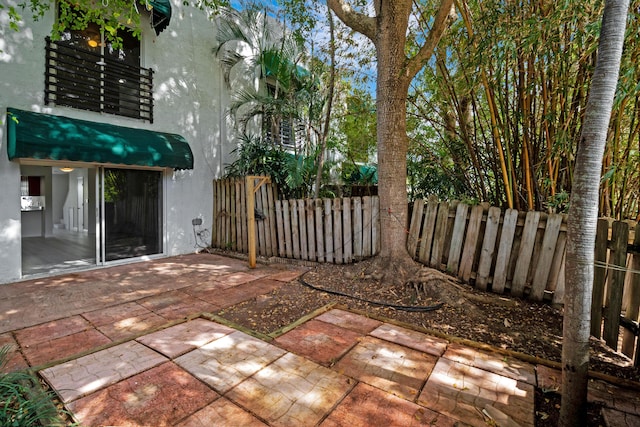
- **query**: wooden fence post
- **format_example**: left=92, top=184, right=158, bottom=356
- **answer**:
left=245, top=176, right=270, bottom=269
left=603, top=221, right=629, bottom=349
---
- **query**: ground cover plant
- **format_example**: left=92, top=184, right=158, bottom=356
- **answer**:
left=0, top=346, right=68, bottom=427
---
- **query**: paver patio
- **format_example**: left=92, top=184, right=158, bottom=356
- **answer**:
left=0, top=253, right=639, bottom=426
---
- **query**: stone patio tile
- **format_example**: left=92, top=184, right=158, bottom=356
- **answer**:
left=137, top=319, right=235, bottom=359
left=174, top=397, right=268, bottom=427
left=418, top=357, right=534, bottom=427
left=138, top=291, right=217, bottom=321
left=82, top=302, right=168, bottom=340
left=226, top=352, right=352, bottom=426
left=536, top=364, right=562, bottom=391
left=588, top=379, right=640, bottom=415
left=334, top=336, right=438, bottom=401
left=175, top=330, right=286, bottom=393
left=601, top=407, right=640, bottom=427
left=201, top=279, right=284, bottom=308
left=22, top=329, right=111, bottom=367
left=370, top=323, right=448, bottom=357
left=41, top=340, right=168, bottom=403
left=264, top=268, right=309, bottom=282
left=320, top=382, right=459, bottom=427
left=213, top=272, right=264, bottom=288
left=67, top=362, right=218, bottom=427
left=315, top=309, right=382, bottom=334
left=14, top=316, right=91, bottom=347
left=274, top=319, right=362, bottom=366
left=0, top=333, right=29, bottom=371
left=443, top=342, right=536, bottom=384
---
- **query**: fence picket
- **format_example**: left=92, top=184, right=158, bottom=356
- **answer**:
left=306, top=199, right=316, bottom=262
left=373, top=196, right=381, bottom=254
left=530, top=213, right=563, bottom=301
left=590, top=218, right=610, bottom=338
left=297, top=200, right=308, bottom=260
left=476, top=207, right=501, bottom=291
left=275, top=201, right=285, bottom=257
left=604, top=221, right=629, bottom=349
left=622, top=224, right=640, bottom=359
left=362, top=196, right=372, bottom=257
left=353, top=197, right=363, bottom=260
left=324, top=199, right=334, bottom=263
left=343, top=198, right=352, bottom=263
left=459, top=205, right=484, bottom=282
left=334, top=198, right=343, bottom=264
left=408, top=199, right=424, bottom=258
left=291, top=201, right=300, bottom=259
left=418, top=196, right=439, bottom=264
left=511, top=211, right=541, bottom=297
left=267, top=183, right=277, bottom=256
left=447, top=203, right=469, bottom=274
left=430, top=202, right=450, bottom=269
left=283, top=200, right=293, bottom=259
left=315, top=199, right=325, bottom=262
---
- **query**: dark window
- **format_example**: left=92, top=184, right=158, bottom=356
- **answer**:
left=44, top=16, right=153, bottom=121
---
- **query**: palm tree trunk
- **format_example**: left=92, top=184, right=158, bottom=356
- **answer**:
left=560, top=1, right=629, bottom=425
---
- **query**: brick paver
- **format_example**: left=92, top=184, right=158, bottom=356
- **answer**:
left=601, top=408, right=640, bottom=427
left=370, top=322, right=448, bottom=357
left=174, top=398, right=268, bottom=427
left=138, top=290, right=217, bottom=321
left=315, top=309, right=382, bottom=334
left=21, top=328, right=111, bottom=367
left=14, top=315, right=91, bottom=347
left=335, top=335, right=438, bottom=401
left=41, top=340, right=167, bottom=402
left=175, top=330, right=286, bottom=393
left=321, top=382, right=459, bottom=427
left=418, top=357, right=535, bottom=427
left=443, top=342, right=536, bottom=384
left=274, top=318, right=362, bottom=365
left=137, top=318, right=235, bottom=359
left=67, top=362, right=218, bottom=427
left=0, top=333, right=28, bottom=372
left=226, top=352, right=352, bottom=426
left=82, top=301, right=168, bottom=340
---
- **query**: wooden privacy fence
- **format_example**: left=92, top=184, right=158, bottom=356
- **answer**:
left=212, top=177, right=380, bottom=263
left=407, top=196, right=640, bottom=364
left=407, top=197, right=568, bottom=303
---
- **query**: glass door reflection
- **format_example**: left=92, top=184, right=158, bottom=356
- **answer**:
left=104, top=168, right=162, bottom=261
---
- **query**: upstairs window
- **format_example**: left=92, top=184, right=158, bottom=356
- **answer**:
left=44, top=10, right=153, bottom=122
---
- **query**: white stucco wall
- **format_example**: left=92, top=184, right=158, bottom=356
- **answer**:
left=0, top=1, right=237, bottom=282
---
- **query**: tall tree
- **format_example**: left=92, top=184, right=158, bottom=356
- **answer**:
left=560, top=0, right=629, bottom=425
left=327, top=0, right=456, bottom=281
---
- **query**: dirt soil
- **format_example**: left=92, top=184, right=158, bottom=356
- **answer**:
left=216, top=257, right=638, bottom=426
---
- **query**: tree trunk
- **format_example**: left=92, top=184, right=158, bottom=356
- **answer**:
left=560, top=1, right=628, bottom=425
left=328, top=0, right=454, bottom=275
left=375, top=1, right=413, bottom=262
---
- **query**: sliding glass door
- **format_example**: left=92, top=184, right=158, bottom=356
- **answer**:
left=101, top=168, right=163, bottom=262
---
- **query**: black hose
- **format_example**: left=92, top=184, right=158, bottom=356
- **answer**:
left=298, top=270, right=444, bottom=313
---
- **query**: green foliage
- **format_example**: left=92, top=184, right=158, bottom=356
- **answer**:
left=4, top=0, right=229, bottom=47
left=0, top=346, right=67, bottom=426
left=224, top=134, right=315, bottom=199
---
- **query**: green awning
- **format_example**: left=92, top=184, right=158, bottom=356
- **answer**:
left=150, top=0, right=172, bottom=35
left=6, top=108, right=194, bottom=169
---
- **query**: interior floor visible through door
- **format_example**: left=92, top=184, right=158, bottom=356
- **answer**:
left=21, top=229, right=95, bottom=277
